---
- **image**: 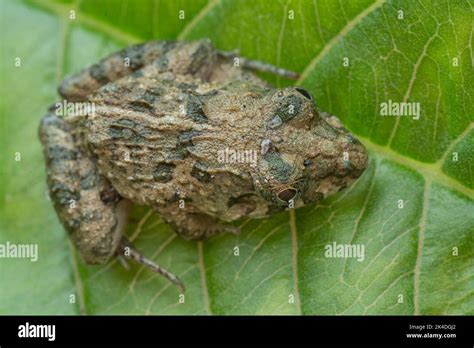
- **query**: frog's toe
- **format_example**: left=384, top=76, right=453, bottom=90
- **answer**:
left=223, top=224, right=241, bottom=235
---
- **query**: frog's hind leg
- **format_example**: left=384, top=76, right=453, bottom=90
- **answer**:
left=217, top=50, right=300, bottom=80
left=39, top=113, right=128, bottom=264
left=58, top=41, right=177, bottom=102
left=39, top=113, right=185, bottom=290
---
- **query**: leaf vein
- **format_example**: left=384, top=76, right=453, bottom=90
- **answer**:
left=197, top=241, right=212, bottom=315
left=414, top=179, right=431, bottom=315
left=297, top=0, right=386, bottom=83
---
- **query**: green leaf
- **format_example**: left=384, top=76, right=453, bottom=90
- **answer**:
left=1, top=0, right=472, bottom=315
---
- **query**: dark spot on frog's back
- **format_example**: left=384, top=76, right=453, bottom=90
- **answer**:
left=90, top=63, right=109, bottom=84
left=186, top=95, right=207, bottom=123
left=191, top=162, right=212, bottom=183
left=124, top=86, right=163, bottom=113
left=107, top=119, right=136, bottom=138
left=263, top=152, right=294, bottom=182
left=153, top=163, right=175, bottom=183
left=115, top=118, right=136, bottom=127
left=80, top=171, right=96, bottom=190
left=107, top=126, right=144, bottom=144
left=178, top=130, right=201, bottom=146
left=153, top=56, right=169, bottom=72
left=313, top=120, right=338, bottom=139
left=40, top=114, right=70, bottom=133
left=146, top=86, right=164, bottom=97
left=107, top=126, right=123, bottom=139
left=120, top=44, right=146, bottom=70
left=129, top=99, right=154, bottom=113
left=166, top=145, right=189, bottom=161
left=131, top=70, right=144, bottom=78
left=188, top=43, right=212, bottom=73
left=47, top=145, right=78, bottom=163
left=50, top=183, right=80, bottom=206
left=177, top=82, right=198, bottom=91
left=276, top=95, right=303, bottom=122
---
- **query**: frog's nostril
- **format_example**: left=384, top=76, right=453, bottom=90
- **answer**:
left=343, top=148, right=369, bottom=176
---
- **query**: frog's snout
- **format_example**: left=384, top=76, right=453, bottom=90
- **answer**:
left=342, top=133, right=369, bottom=177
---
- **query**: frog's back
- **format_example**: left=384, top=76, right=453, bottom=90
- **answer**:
left=82, top=69, right=269, bottom=221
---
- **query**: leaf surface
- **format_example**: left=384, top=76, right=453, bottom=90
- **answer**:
left=0, top=0, right=472, bottom=314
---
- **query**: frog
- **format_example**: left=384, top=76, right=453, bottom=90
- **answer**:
left=39, top=39, right=368, bottom=291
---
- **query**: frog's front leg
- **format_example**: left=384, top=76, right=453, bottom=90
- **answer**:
left=157, top=206, right=240, bottom=241
left=39, top=113, right=184, bottom=290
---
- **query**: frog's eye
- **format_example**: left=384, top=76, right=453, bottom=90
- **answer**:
left=277, top=188, right=298, bottom=202
left=303, top=159, right=313, bottom=167
left=295, top=87, right=313, bottom=100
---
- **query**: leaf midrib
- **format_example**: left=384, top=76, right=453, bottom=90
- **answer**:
left=289, top=209, right=302, bottom=314
left=197, top=241, right=212, bottom=314
left=177, top=0, right=221, bottom=40
left=296, top=0, right=386, bottom=83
